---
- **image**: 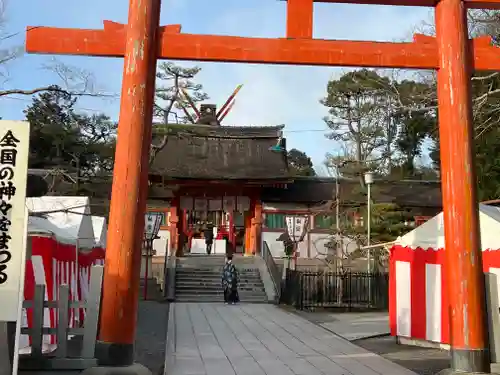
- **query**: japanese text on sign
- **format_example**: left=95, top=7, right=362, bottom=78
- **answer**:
left=0, top=121, right=29, bottom=323
left=0, top=130, right=20, bottom=285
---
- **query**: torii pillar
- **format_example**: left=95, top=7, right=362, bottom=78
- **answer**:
left=93, top=0, right=160, bottom=368
left=436, top=0, right=489, bottom=371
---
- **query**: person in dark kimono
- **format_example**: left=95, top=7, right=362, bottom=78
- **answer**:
left=221, top=254, right=239, bottom=304
left=204, top=221, right=214, bottom=255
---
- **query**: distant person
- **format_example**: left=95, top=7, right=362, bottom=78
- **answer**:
left=204, top=221, right=214, bottom=255
left=222, top=254, right=239, bottom=304
left=277, top=231, right=294, bottom=257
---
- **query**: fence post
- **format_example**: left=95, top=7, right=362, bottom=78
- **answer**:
left=81, top=265, right=104, bottom=359
left=485, top=272, right=500, bottom=364
left=55, top=284, right=70, bottom=358
left=298, top=273, right=304, bottom=310
left=31, top=284, right=45, bottom=357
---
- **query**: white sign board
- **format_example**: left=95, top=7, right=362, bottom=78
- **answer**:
left=144, top=212, right=162, bottom=241
left=0, top=121, right=30, bottom=323
left=285, top=215, right=308, bottom=243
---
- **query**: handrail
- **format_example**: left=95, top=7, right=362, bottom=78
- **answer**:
left=162, top=240, right=176, bottom=301
left=262, top=241, right=281, bottom=299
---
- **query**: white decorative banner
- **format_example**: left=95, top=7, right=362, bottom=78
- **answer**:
left=222, top=196, right=235, bottom=212
left=144, top=212, right=163, bottom=241
left=285, top=215, right=308, bottom=243
left=237, top=196, right=250, bottom=212
left=208, top=199, right=222, bottom=211
left=0, top=121, right=30, bottom=323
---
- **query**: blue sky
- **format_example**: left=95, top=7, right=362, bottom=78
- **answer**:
left=1, top=0, right=432, bottom=173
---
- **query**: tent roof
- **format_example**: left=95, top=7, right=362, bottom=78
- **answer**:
left=397, top=204, right=500, bottom=250
left=28, top=216, right=77, bottom=245
left=26, top=196, right=95, bottom=249
left=91, top=216, right=107, bottom=248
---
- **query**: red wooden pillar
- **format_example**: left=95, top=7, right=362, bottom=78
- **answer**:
left=97, top=0, right=160, bottom=366
left=245, top=198, right=256, bottom=256
left=228, top=210, right=235, bottom=251
left=435, top=0, right=490, bottom=372
left=169, top=199, right=180, bottom=256
left=253, top=199, right=263, bottom=255
left=248, top=198, right=263, bottom=256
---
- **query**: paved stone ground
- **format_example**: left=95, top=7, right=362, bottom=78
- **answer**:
left=285, top=309, right=449, bottom=375
left=169, top=303, right=418, bottom=375
left=355, top=336, right=449, bottom=375
left=288, top=309, right=389, bottom=341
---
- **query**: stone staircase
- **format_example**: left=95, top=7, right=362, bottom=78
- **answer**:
left=174, top=255, right=269, bottom=303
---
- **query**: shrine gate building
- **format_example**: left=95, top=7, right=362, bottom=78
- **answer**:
left=145, top=104, right=442, bottom=259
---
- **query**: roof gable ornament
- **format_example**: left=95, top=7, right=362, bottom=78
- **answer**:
left=179, top=84, right=243, bottom=126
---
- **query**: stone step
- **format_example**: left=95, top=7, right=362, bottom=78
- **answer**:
left=176, top=272, right=261, bottom=278
left=176, top=278, right=263, bottom=285
left=173, top=260, right=268, bottom=303
left=176, top=280, right=264, bottom=288
left=174, top=296, right=268, bottom=303
left=176, top=264, right=258, bottom=269
left=175, top=289, right=265, bottom=295
left=175, top=268, right=260, bottom=276
left=176, top=282, right=264, bottom=288
left=175, top=292, right=267, bottom=300
left=175, top=285, right=265, bottom=294
left=176, top=266, right=258, bottom=271
left=175, top=275, right=262, bottom=281
left=177, top=257, right=257, bottom=266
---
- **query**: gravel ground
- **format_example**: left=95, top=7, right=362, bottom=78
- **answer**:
left=134, top=300, right=170, bottom=374
left=354, top=336, right=450, bottom=375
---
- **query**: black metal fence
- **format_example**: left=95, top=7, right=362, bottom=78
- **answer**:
left=280, top=269, right=389, bottom=311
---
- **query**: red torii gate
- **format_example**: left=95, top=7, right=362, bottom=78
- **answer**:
left=26, top=0, right=500, bottom=372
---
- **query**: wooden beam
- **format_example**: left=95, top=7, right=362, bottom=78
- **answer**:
left=286, top=0, right=314, bottom=39
left=25, top=24, right=500, bottom=70
left=301, top=0, right=500, bottom=9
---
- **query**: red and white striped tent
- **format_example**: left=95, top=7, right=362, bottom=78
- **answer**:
left=20, top=198, right=106, bottom=354
left=389, top=204, right=500, bottom=347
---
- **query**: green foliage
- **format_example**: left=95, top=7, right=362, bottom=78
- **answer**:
left=321, top=70, right=436, bottom=181
left=155, top=62, right=208, bottom=124
left=350, top=203, right=414, bottom=243
left=321, top=69, right=388, bottom=165
left=24, top=87, right=116, bottom=178
left=25, top=89, right=79, bottom=168
left=287, top=148, right=316, bottom=176
left=368, top=203, right=414, bottom=243
left=392, top=79, right=436, bottom=176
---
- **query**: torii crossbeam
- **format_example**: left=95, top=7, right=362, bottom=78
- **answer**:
left=25, top=0, right=500, bottom=373
left=26, top=20, right=500, bottom=70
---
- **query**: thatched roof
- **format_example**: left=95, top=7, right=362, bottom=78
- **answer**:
left=149, top=124, right=290, bottom=180
left=261, top=177, right=442, bottom=208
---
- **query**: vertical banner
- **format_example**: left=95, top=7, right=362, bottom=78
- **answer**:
left=285, top=215, right=308, bottom=243
left=223, top=197, right=235, bottom=213
left=0, top=121, right=30, bottom=375
left=236, top=196, right=250, bottom=213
